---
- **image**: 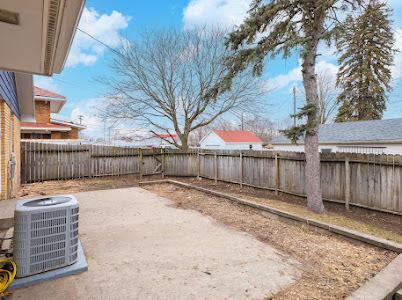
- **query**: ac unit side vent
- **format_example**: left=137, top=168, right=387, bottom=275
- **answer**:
left=14, top=195, right=79, bottom=277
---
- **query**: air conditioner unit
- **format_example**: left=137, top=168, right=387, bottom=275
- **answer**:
left=14, top=195, right=79, bottom=278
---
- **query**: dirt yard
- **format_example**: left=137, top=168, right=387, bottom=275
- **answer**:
left=144, top=184, right=397, bottom=299
left=17, top=175, right=142, bottom=198
left=17, top=176, right=402, bottom=244
left=179, top=178, right=402, bottom=243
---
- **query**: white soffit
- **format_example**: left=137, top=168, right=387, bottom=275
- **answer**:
left=15, top=73, right=35, bottom=122
left=0, top=0, right=84, bottom=75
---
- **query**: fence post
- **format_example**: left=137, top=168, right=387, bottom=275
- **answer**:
left=345, top=158, right=351, bottom=211
left=275, top=153, right=280, bottom=196
left=214, top=152, right=218, bottom=184
left=197, top=151, right=200, bottom=179
left=161, top=148, right=165, bottom=179
left=57, top=144, right=60, bottom=181
left=239, top=152, right=243, bottom=188
left=139, top=148, right=143, bottom=180
left=89, top=145, right=93, bottom=178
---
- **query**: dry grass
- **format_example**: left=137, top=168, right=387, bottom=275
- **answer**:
left=180, top=178, right=402, bottom=244
left=145, top=184, right=397, bottom=300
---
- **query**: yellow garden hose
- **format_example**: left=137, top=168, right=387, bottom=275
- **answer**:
left=0, top=259, right=16, bottom=296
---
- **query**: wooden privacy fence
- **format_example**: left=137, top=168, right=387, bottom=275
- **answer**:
left=21, top=142, right=198, bottom=183
left=21, top=142, right=402, bottom=215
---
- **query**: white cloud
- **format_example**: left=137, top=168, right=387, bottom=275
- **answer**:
left=183, top=0, right=251, bottom=30
left=264, top=60, right=338, bottom=91
left=265, top=67, right=302, bottom=91
left=66, top=7, right=130, bottom=67
left=34, top=76, right=59, bottom=92
left=392, top=27, right=402, bottom=80
left=68, top=98, right=104, bottom=137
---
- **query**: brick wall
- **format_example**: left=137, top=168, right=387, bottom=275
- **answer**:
left=51, top=131, right=62, bottom=139
left=68, top=128, right=79, bottom=139
left=0, top=100, right=21, bottom=200
left=35, top=101, right=50, bottom=123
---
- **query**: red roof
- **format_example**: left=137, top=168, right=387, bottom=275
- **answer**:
left=34, top=86, right=66, bottom=99
left=213, top=130, right=262, bottom=143
left=21, top=122, right=70, bottom=130
left=155, top=133, right=177, bottom=139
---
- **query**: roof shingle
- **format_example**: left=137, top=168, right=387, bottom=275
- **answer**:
left=213, top=130, right=262, bottom=143
left=34, top=86, right=66, bottom=99
left=272, top=118, right=402, bottom=144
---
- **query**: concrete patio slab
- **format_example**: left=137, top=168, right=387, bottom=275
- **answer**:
left=4, top=187, right=301, bottom=300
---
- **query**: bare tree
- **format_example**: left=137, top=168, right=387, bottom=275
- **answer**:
left=244, top=116, right=275, bottom=142
left=317, top=69, right=338, bottom=124
left=298, top=69, right=338, bottom=124
left=100, top=29, right=264, bottom=150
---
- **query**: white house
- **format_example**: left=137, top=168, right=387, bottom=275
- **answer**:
left=113, top=130, right=179, bottom=148
left=269, top=118, right=402, bottom=155
left=200, top=130, right=263, bottom=150
left=146, top=133, right=178, bottom=148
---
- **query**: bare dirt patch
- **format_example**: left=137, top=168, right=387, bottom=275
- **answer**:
left=16, top=175, right=143, bottom=198
left=179, top=178, right=402, bottom=243
left=17, top=176, right=402, bottom=242
left=145, top=183, right=397, bottom=300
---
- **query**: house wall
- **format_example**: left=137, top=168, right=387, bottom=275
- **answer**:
left=35, top=100, right=51, bottom=123
left=51, top=131, right=62, bottom=139
left=67, top=127, right=79, bottom=139
left=0, top=100, right=21, bottom=200
left=200, top=132, right=223, bottom=149
left=270, top=143, right=402, bottom=155
left=0, top=71, right=20, bottom=117
left=200, top=132, right=263, bottom=150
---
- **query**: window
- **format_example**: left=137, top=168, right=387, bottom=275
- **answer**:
left=21, top=133, right=51, bottom=139
left=321, top=148, right=332, bottom=153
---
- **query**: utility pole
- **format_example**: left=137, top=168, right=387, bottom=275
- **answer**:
left=292, top=86, right=297, bottom=127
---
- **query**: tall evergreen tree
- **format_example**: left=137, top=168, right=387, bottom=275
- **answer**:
left=210, top=0, right=392, bottom=214
left=336, top=1, right=395, bottom=122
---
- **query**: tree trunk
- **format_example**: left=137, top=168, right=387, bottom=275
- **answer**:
left=301, top=42, right=325, bottom=214
left=179, top=134, right=189, bottom=151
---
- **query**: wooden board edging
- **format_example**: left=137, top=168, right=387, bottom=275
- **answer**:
left=139, top=179, right=402, bottom=253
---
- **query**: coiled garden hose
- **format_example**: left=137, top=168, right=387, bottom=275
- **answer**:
left=0, top=259, right=16, bottom=296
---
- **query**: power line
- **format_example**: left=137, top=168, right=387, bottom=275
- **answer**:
left=77, top=28, right=123, bottom=57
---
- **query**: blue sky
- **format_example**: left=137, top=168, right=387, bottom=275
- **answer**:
left=34, top=0, right=402, bottom=138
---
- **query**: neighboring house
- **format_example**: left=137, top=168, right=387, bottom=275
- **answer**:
left=135, top=133, right=178, bottom=148
left=269, top=118, right=402, bottom=155
left=20, top=87, right=86, bottom=140
left=200, top=130, right=263, bottom=150
left=149, top=133, right=178, bottom=148
left=113, top=129, right=179, bottom=148
left=0, top=1, right=84, bottom=199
